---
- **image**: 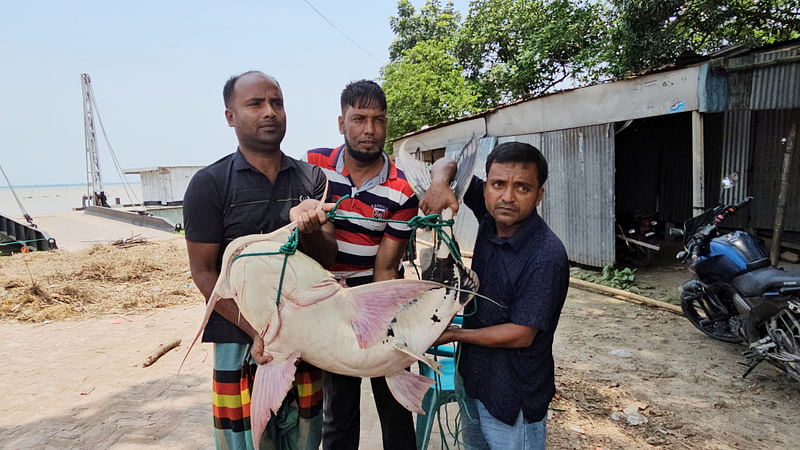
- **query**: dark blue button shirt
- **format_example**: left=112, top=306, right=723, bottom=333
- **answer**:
left=460, top=176, right=569, bottom=425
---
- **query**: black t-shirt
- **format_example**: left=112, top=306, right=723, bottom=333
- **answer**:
left=183, top=149, right=328, bottom=343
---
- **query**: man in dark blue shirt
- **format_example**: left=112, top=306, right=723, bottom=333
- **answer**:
left=421, top=141, right=569, bottom=449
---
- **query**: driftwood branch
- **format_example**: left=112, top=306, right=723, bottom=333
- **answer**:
left=142, top=339, right=181, bottom=367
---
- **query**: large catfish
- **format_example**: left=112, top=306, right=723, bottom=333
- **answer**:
left=183, top=217, right=478, bottom=448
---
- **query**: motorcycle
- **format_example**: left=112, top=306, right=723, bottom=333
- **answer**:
left=616, top=212, right=661, bottom=267
left=676, top=179, right=800, bottom=381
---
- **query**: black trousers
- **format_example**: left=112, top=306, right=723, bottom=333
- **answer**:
left=322, top=371, right=416, bottom=450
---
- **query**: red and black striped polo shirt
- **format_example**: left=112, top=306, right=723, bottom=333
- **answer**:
left=307, top=145, right=419, bottom=285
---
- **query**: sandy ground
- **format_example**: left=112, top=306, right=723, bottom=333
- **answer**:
left=1, top=287, right=799, bottom=449
left=30, top=211, right=177, bottom=252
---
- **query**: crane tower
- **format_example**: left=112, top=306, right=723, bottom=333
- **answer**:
left=81, top=73, right=108, bottom=207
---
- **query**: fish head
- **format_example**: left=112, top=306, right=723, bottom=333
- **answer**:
left=226, top=239, right=287, bottom=336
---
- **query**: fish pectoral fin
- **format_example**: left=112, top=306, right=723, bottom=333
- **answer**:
left=384, top=370, right=435, bottom=415
left=392, top=340, right=443, bottom=376
left=348, top=280, right=443, bottom=349
left=250, top=351, right=300, bottom=448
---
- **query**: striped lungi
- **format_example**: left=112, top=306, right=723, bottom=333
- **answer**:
left=212, top=343, right=323, bottom=450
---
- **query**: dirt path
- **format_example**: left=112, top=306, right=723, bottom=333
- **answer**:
left=547, top=288, right=799, bottom=450
left=1, top=288, right=798, bottom=449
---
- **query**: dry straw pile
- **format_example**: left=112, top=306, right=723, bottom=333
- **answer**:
left=0, top=237, right=203, bottom=322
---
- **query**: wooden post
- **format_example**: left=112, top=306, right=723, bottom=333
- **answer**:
left=771, top=121, right=797, bottom=266
left=692, top=111, right=705, bottom=217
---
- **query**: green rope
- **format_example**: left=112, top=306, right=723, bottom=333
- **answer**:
left=230, top=195, right=477, bottom=448
left=233, top=228, right=299, bottom=306
left=327, top=194, right=462, bottom=265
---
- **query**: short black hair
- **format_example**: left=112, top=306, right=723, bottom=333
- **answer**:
left=223, top=71, right=279, bottom=108
left=340, top=80, right=387, bottom=112
left=485, top=141, right=548, bottom=186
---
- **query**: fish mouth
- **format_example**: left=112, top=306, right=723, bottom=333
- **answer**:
left=420, top=246, right=479, bottom=305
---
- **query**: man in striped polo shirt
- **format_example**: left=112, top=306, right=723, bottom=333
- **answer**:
left=306, top=80, right=419, bottom=450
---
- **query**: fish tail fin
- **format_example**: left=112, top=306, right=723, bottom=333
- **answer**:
left=251, top=351, right=300, bottom=449
left=384, top=370, right=435, bottom=414
left=395, top=133, right=479, bottom=204
left=178, top=292, right=220, bottom=373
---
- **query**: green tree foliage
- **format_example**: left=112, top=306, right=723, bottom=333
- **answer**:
left=383, top=1, right=475, bottom=145
left=608, top=0, right=800, bottom=77
left=389, top=0, right=462, bottom=61
left=382, top=0, right=800, bottom=137
left=382, top=40, right=479, bottom=144
left=455, top=0, right=610, bottom=107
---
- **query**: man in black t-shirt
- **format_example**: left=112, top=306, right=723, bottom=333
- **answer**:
left=183, top=71, right=337, bottom=450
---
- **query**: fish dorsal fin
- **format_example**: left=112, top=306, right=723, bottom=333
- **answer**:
left=451, top=134, right=479, bottom=204
left=347, top=279, right=444, bottom=348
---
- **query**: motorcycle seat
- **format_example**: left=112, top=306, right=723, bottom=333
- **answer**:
left=733, top=265, right=800, bottom=297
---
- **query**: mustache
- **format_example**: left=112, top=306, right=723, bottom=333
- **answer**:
left=494, top=201, right=517, bottom=210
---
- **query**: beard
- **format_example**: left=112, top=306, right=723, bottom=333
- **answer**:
left=344, top=137, right=383, bottom=164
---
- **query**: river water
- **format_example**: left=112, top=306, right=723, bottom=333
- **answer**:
left=0, top=184, right=143, bottom=218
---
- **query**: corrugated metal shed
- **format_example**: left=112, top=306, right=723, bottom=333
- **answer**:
left=720, top=44, right=800, bottom=111
left=495, top=126, right=615, bottom=266
left=436, top=128, right=616, bottom=266
left=719, top=110, right=754, bottom=208
left=748, top=109, right=800, bottom=233
left=394, top=39, right=800, bottom=263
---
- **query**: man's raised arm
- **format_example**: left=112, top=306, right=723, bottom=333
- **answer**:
left=420, top=157, right=459, bottom=215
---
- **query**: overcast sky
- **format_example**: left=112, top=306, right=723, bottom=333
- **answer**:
left=0, top=1, right=468, bottom=186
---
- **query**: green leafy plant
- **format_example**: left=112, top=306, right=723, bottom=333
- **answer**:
left=602, top=264, right=637, bottom=290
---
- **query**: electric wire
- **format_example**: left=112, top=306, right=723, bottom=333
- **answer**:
left=301, top=0, right=381, bottom=63
left=86, top=82, right=143, bottom=209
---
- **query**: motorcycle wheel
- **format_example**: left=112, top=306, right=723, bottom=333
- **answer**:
left=768, top=308, right=800, bottom=382
left=681, top=290, right=742, bottom=343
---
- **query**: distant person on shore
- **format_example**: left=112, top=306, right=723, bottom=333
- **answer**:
left=183, top=71, right=337, bottom=450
